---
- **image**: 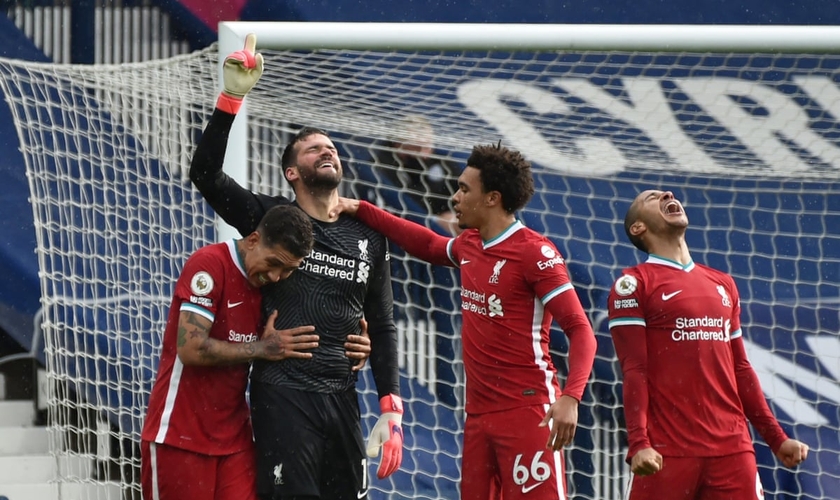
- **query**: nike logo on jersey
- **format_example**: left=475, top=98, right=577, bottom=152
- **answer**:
left=661, top=290, right=682, bottom=301
left=521, top=482, right=544, bottom=494
left=357, top=489, right=369, bottom=499
left=227, top=300, right=244, bottom=308
left=460, top=259, right=470, bottom=265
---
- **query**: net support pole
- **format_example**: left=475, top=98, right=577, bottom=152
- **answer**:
left=216, top=23, right=250, bottom=241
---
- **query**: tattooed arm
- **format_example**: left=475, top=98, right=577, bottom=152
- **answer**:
left=176, top=310, right=320, bottom=366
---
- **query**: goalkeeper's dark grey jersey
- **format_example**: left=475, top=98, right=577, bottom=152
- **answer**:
left=189, top=109, right=400, bottom=397
left=253, top=216, right=390, bottom=391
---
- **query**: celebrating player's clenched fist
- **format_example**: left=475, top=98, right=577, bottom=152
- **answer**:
left=216, top=33, right=264, bottom=114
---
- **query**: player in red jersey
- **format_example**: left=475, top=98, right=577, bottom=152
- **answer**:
left=331, top=143, right=597, bottom=500
left=141, top=204, right=371, bottom=500
left=608, top=189, right=809, bottom=499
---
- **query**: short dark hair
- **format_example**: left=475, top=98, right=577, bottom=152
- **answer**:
left=623, top=200, right=647, bottom=253
left=466, top=143, right=535, bottom=213
left=256, top=204, right=314, bottom=258
left=280, top=126, right=331, bottom=170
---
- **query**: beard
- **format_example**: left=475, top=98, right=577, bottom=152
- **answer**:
left=298, top=164, right=342, bottom=192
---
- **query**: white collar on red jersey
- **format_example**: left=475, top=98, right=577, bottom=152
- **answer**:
left=646, top=253, right=695, bottom=272
left=483, top=220, right=525, bottom=249
left=226, top=239, right=249, bottom=280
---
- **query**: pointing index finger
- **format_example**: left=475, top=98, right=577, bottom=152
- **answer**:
left=244, top=33, right=257, bottom=53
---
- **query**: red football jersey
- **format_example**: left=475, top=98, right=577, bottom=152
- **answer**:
left=447, top=221, right=582, bottom=415
left=608, top=256, right=755, bottom=457
left=141, top=240, right=262, bottom=456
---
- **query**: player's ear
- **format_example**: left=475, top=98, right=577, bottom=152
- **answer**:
left=284, top=166, right=298, bottom=182
left=485, top=191, right=501, bottom=207
left=245, top=231, right=261, bottom=248
left=629, top=220, right=646, bottom=237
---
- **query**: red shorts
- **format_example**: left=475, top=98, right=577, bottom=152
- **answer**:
left=140, top=440, right=257, bottom=500
left=461, top=405, right=567, bottom=500
left=628, top=451, right=764, bottom=500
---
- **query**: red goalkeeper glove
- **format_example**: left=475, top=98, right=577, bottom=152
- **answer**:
left=216, top=32, right=264, bottom=115
left=366, top=394, right=404, bottom=479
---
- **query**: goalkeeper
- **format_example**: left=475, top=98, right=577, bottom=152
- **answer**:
left=190, top=34, right=403, bottom=500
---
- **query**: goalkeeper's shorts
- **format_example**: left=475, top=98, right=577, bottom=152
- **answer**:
left=250, top=382, right=368, bottom=500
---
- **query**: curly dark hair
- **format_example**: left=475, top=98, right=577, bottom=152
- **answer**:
left=466, top=143, right=535, bottom=213
left=256, top=204, right=314, bottom=258
left=280, top=126, right=331, bottom=170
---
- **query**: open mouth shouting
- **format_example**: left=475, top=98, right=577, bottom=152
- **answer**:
left=663, top=199, right=683, bottom=217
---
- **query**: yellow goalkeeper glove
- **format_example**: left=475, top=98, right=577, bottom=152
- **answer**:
left=216, top=33, right=264, bottom=114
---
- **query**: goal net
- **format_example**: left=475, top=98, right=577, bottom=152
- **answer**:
left=1, top=22, right=839, bottom=500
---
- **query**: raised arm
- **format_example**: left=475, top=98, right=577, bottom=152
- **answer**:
left=189, top=33, right=284, bottom=236
left=189, top=109, right=282, bottom=236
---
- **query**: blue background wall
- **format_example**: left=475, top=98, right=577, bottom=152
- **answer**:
left=0, top=15, right=52, bottom=358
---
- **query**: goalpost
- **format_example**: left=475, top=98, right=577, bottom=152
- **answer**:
left=0, top=22, right=838, bottom=500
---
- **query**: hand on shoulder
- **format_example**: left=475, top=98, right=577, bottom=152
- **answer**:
left=329, top=197, right=361, bottom=219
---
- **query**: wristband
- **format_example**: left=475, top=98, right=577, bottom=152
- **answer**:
left=216, top=92, right=244, bottom=115
left=380, top=394, right=403, bottom=414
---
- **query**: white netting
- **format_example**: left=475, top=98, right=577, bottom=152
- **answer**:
left=0, top=49, right=219, bottom=498
left=1, top=39, right=838, bottom=500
